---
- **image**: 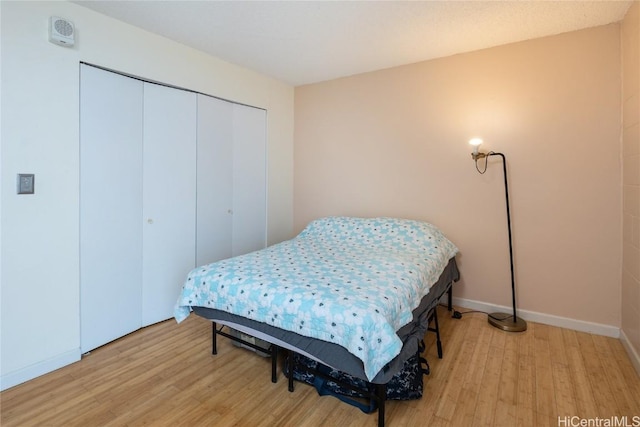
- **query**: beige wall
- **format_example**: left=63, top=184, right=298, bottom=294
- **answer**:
left=622, top=1, right=640, bottom=365
left=295, top=25, right=622, bottom=329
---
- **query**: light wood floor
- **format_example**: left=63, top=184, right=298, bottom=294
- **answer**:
left=2, top=307, right=639, bottom=426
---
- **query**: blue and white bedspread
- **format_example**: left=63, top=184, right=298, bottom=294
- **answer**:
left=174, top=216, right=458, bottom=380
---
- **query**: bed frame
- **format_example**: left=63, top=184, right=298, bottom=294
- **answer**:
left=285, top=286, right=453, bottom=427
left=194, top=258, right=459, bottom=427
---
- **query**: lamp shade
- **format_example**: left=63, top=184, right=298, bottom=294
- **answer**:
left=469, top=138, right=483, bottom=154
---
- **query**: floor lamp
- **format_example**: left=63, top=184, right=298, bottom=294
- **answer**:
left=469, top=138, right=527, bottom=332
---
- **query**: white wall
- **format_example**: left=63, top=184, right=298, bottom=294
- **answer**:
left=0, top=1, right=294, bottom=390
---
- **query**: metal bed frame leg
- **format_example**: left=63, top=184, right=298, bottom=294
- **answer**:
left=212, top=322, right=217, bottom=355
left=427, top=306, right=444, bottom=359
left=287, top=350, right=295, bottom=392
left=211, top=321, right=278, bottom=383
left=433, top=307, right=443, bottom=359
left=271, top=345, right=278, bottom=383
left=376, top=383, right=386, bottom=427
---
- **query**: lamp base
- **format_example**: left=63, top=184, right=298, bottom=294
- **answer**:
left=487, top=312, right=527, bottom=332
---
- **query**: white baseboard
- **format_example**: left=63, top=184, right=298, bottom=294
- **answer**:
left=620, top=329, right=640, bottom=377
left=451, top=297, right=620, bottom=338
left=0, top=349, right=81, bottom=392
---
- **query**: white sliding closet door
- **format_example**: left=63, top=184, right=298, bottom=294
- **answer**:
left=81, top=66, right=266, bottom=349
left=232, top=104, right=267, bottom=256
left=80, top=65, right=143, bottom=353
left=196, top=97, right=267, bottom=264
left=142, top=83, right=197, bottom=326
left=196, top=95, right=234, bottom=266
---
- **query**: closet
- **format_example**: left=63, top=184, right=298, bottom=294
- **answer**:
left=80, top=64, right=266, bottom=353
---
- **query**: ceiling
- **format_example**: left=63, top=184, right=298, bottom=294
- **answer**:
left=74, top=0, right=634, bottom=86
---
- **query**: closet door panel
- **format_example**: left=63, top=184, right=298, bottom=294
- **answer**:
left=232, top=105, right=267, bottom=256
left=142, top=83, right=197, bottom=326
left=196, top=95, right=234, bottom=266
left=80, top=65, right=143, bottom=352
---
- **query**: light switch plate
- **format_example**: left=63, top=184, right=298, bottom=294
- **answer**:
left=17, top=174, right=35, bottom=194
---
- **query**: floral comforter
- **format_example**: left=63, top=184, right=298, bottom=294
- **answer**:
left=174, top=216, right=458, bottom=380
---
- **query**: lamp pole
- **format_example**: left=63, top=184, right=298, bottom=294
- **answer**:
left=470, top=141, right=527, bottom=332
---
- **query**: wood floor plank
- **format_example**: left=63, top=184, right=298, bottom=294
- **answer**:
left=448, top=314, right=492, bottom=426
left=433, top=310, right=480, bottom=422
left=548, top=326, right=577, bottom=418
left=607, top=334, right=640, bottom=408
left=472, top=327, right=505, bottom=426
left=596, top=336, right=640, bottom=417
left=494, top=330, right=518, bottom=426
left=515, top=322, right=537, bottom=427
left=533, top=323, right=557, bottom=421
left=2, top=311, right=639, bottom=427
left=563, top=329, right=599, bottom=420
left=576, top=331, right=622, bottom=417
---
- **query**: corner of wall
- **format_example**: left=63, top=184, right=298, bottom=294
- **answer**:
left=620, top=0, right=640, bottom=368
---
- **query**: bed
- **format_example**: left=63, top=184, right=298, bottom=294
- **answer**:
left=174, top=216, right=459, bottom=426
